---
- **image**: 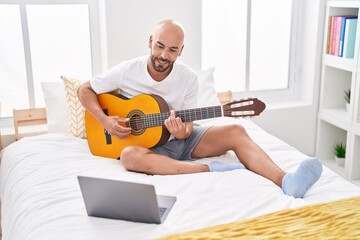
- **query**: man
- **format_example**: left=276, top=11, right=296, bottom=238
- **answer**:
left=77, top=19, right=322, bottom=198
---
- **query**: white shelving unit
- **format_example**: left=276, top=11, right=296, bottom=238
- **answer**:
left=317, top=1, right=360, bottom=185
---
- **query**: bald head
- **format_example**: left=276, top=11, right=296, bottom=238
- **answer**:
left=153, top=19, right=185, bottom=46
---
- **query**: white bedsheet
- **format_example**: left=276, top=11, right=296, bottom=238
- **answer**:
left=1, top=117, right=360, bottom=240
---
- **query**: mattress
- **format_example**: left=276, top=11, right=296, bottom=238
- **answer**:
left=1, top=117, right=360, bottom=240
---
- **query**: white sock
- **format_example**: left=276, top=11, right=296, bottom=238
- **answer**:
left=282, top=158, right=323, bottom=198
left=208, top=161, right=245, bottom=172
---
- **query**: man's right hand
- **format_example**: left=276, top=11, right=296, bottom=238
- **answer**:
left=102, top=116, right=131, bottom=139
left=77, top=81, right=132, bottom=139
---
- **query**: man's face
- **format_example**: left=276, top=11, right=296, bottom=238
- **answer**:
left=150, top=42, right=177, bottom=72
left=148, top=29, right=184, bottom=73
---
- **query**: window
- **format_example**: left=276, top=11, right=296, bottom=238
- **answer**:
left=202, top=0, right=298, bottom=100
left=0, top=0, right=105, bottom=118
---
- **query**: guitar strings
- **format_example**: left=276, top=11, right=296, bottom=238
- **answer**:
left=122, top=100, right=261, bottom=129
left=125, top=104, right=258, bottom=128
left=126, top=106, right=223, bottom=129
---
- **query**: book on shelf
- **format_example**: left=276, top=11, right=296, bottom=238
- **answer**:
left=338, top=16, right=347, bottom=57
left=343, top=18, right=358, bottom=59
left=326, top=15, right=357, bottom=58
left=327, top=16, right=335, bottom=54
left=332, top=16, right=341, bottom=56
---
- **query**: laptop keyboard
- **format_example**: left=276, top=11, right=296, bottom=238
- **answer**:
left=159, top=207, right=167, bottom=217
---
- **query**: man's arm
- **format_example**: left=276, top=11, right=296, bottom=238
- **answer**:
left=77, top=81, right=131, bottom=139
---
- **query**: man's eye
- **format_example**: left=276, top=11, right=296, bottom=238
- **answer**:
left=157, top=45, right=164, bottom=49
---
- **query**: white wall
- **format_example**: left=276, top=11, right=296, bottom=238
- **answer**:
left=104, top=0, right=202, bottom=70
left=103, top=0, right=325, bottom=156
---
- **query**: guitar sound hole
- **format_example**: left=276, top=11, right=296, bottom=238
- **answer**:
left=127, top=110, right=146, bottom=136
left=130, top=115, right=142, bottom=131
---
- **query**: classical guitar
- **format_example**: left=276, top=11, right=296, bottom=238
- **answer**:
left=85, top=93, right=266, bottom=158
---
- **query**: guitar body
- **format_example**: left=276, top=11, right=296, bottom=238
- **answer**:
left=85, top=93, right=170, bottom=159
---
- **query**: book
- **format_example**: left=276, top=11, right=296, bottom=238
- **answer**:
left=327, top=16, right=335, bottom=54
left=339, top=16, right=357, bottom=57
left=331, top=16, right=340, bottom=55
left=343, top=18, right=358, bottom=58
left=338, top=17, right=346, bottom=56
left=333, top=16, right=342, bottom=56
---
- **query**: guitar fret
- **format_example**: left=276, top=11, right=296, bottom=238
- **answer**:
left=178, top=106, right=222, bottom=122
left=142, top=106, right=223, bottom=128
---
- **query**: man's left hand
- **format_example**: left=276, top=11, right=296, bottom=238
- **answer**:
left=164, top=110, right=192, bottom=139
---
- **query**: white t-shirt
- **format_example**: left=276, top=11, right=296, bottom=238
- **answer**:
left=90, top=55, right=199, bottom=111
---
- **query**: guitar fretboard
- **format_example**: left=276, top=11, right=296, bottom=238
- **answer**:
left=142, top=106, right=223, bottom=128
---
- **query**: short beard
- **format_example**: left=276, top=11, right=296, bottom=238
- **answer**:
left=150, top=55, right=174, bottom=73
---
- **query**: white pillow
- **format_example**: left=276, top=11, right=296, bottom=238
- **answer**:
left=197, top=67, right=221, bottom=107
left=41, top=82, right=69, bottom=134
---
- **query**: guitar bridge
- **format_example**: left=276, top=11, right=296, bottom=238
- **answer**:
left=103, top=109, right=112, bottom=145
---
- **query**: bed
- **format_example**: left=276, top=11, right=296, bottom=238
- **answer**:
left=1, top=115, right=360, bottom=239
left=1, top=74, right=360, bottom=239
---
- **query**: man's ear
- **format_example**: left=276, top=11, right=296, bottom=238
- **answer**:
left=178, top=45, right=184, bottom=56
left=148, top=35, right=153, bottom=48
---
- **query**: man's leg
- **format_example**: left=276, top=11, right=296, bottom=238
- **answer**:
left=120, top=126, right=243, bottom=175
left=120, top=146, right=209, bottom=175
left=192, top=124, right=286, bottom=186
left=192, top=124, right=322, bottom=198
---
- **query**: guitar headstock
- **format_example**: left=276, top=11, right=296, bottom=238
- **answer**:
left=223, top=98, right=266, bottom=118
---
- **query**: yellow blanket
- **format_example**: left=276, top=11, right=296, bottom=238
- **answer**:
left=161, top=196, right=360, bottom=240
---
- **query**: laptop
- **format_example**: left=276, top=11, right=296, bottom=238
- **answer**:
left=77, top=176, right=176, bottom=224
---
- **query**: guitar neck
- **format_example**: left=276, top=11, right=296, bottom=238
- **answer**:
left=143, top=105, right=223, bottom=128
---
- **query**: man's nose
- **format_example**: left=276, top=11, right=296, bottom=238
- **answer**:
left=160, top=50, right=169, bottom=61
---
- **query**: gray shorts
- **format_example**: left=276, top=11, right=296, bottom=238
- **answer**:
left=151, top=125, right=211, bottom=160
